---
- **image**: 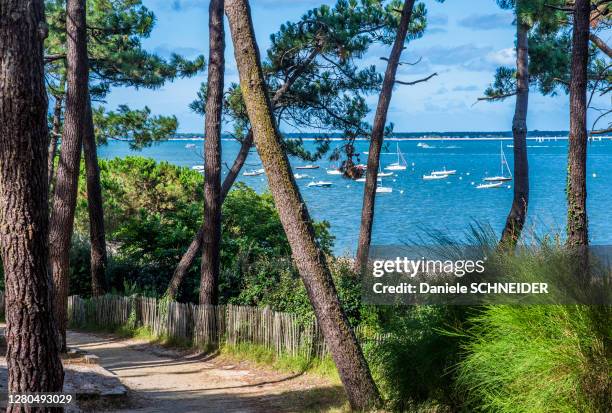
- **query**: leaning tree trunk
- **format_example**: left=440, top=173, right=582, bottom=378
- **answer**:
left=500, top=16, right=530, bottom=247
left=566, top=0, right=590, bottom=247
left=199, top=0, right=225, bottom=305
left=48, top=84, right=65, bottom=189
left=83, top=97, right=107, bottom=296
left=354, top=0, right=416, bottom=273
left=49, top=0, right=89, bottom=351
left=165, top=130, right=253, bottom=300
left=225, top=0, right=381, bottom=409
left=0, top=0, right=65, bottom=400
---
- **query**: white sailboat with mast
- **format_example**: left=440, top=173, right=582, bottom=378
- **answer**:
left=384, top=143, right=407, bottom=171
left=483, top=142, right=512, bottom=182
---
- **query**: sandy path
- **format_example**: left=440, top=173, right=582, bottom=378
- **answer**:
left=67, top=330, right=344, bottom=412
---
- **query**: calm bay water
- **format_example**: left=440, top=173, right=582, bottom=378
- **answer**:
left=99, top=136, right=612, bottom=254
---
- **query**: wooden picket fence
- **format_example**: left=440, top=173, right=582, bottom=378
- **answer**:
left=0, top=292, right=385, bottom=360
left=66, top=294, right=386, bottom=359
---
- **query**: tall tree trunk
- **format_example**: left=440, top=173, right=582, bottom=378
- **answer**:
left=0, top=0, right=65, bottom=400
left=566, top=0, right=590, bottom=246
left=199, top=0, right=225, bottom=305
left=354, top=0, right=416, bottom=273
left=49, top=0, right=88, bottom=351
left=48, top=86, right=65, bottom=188
left=500, top=16, right=530, bottom=247
left=165, top=130, right=253, bottom=300
left=225, top=1, right=381, bottom=409
left=83, top=98, right=107, bottom=296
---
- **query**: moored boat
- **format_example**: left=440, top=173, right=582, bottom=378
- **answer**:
left=423, top=173, right=448, bottom=180
left=476, top=181, right=504, bottom=189
left=384, top=143, right=407, bottom=171
left=307, top=180, right=333, bottom=188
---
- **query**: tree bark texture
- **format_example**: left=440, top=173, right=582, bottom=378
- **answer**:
left=566, top=0, right=590, bottom=246
left=354, top=0, right=416, bottom=273
left=49, top=0, right=88, bottom=351
left=199, top=0, right=225, bottom=305
left=83, top=97, right=107, bottom=296
left=500, top=16, right=530, bottom=247
left=225, top=0, right=382, bottom=409
left=0, top=0, right=65, bottom=402
left=589, top=33, right=612, bottom=59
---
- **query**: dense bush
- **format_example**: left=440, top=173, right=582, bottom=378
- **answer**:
left=72, top=157, right=349, bottom=315
left=364, top=306, right=467, bottom=412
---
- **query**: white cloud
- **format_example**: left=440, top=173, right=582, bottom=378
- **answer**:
left=486, top=47, right=516, bottom=66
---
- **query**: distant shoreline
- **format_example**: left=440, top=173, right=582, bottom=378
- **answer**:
left=170, top=136, right=611, bottom=142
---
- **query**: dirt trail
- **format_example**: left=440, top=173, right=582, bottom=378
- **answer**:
left=67, top=330, right=344, bottom=413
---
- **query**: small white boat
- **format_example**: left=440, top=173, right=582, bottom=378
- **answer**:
left=243, top=168, right=264, bottom=177
left=185, top=143, right=196, bottom=149
left=296, top=164, right=319, bottom=170
left=483, top=176, right=512, bottom=182
left=483, top=142, right=512, bottom=182
left=476, top=182, right=504, bottom=189
left=356, top=177, right=381, bottom=183
left=294, top=173, right=309, bottom=179
left=376, top=186, right=393, bottom=193
left=192, top=165, right=205, bottom=171
left=431, top=168, right=456, bottom=176
left=423, top=173, right=448, bottom=180
left=378, top=171, right=394, bottom=177
left=307, top=181, right=333, bottom=188
left=385, top=143, right=407, bottom=171
left=326, top=169, right=343, bottom=175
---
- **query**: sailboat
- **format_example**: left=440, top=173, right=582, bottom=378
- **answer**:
left=376, top=181, right=393, bottom=193
left=483, top=142, right=512, bottom=182
left=296, top=164, right=319, bottom=170
left=384, top=143, right=407, bottom=171
left=476, top=181, right=504, bottom=189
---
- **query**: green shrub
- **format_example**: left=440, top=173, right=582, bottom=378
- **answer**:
left=72, top=157, right=336, bottom=307
left=365, top=306, right=467, bottom=412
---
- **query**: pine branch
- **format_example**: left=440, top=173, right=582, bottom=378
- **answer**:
left=380, top=56, right=422, bottom=66
left=395, top=72, right=437, bottom=86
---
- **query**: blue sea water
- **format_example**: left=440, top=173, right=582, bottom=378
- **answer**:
left=99, top=136, right=612, bottom=254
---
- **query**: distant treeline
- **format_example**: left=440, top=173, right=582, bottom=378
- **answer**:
left=172, top=130, right=612, bottom=140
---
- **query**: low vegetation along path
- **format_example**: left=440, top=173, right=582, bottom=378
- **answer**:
left=68, top=330, right=344, bottom=412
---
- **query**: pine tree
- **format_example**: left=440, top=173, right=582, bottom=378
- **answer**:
left=0, top=0, right=65, bottom=397
left=44, top=0, right=203, bottom=299
left=166, top=0, right=427, bottom=299
left=225, top=0, right=382, bottom=409
left=200, top=0, right=225, bottom=305
left=49, top=0, right=89, bottom=351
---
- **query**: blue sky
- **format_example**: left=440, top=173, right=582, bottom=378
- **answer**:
left=104, top=0, right=609, bottom=133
